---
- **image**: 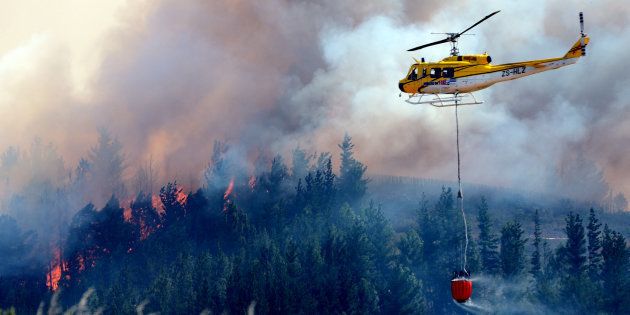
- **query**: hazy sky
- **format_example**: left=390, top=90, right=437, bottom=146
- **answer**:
left=0, top=0, right=628, bottom=199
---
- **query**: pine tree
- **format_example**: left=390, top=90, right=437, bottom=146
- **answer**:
left=291, top=146, right=312, bottom=183
left=530, top=209, right=542, bottom=278
left=160, top=182, right=186, bottom=227
left=130, top=192, right=161, bottom=239
left=398, top=230, right=423, bottom=268
left=203, top=140, right=231, bottom=194
left=477, top=197, right=500, bottom=274
left=500, top=220, right=527, bottom=278
left=465, top=224, right=481, bottom=274
left=0, top=215, right=36, bottom=275
left=337, top=133, right=368, bottom=204
left=586, top=208, right=602, bottom=280
left=600, top=225, right=629, bottom=313
left=88, top=129, right=126, bottom=206
left=361, top=202, right=397, bottom=308
left=562, top=212, right=587, bottom=276
left=95, top=197, right=135, bottom=255
left=556, top=211, right=593, bottom=310
left=382, top=264, right=425, bottom=314
left=64, top=203, right=98, bottom=280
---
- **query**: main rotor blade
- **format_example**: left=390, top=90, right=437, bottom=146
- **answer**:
left=457, top=10, right=500, bottom=37
left=407, top=37, right=451, bottom=51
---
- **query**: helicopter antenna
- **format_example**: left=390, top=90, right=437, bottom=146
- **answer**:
left=407, top=10, right=500, bottom=56
left=579, top=12, right=586, bottom=56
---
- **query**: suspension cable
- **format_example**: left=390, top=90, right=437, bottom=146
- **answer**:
left=455, top=97, right=468, bottom=272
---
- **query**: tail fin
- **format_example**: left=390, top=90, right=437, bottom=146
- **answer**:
left=564, top=36, right=589, bottom=58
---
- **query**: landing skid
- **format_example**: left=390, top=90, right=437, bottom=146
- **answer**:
left=404, top=93, right=483, bottom=107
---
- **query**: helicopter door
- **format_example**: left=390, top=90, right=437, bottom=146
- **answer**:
left=442, top=68, right=454, bottom=78
left=430, top=68, right=441, bottom=78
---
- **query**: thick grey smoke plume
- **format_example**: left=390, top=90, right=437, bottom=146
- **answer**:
left=0, top=0, right=628, bottom=206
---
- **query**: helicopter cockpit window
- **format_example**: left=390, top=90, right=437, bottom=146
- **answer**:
left=422, top=68, right=427, bottom=77
left=408, top=67, right=418, bottom=80
left=430, top=68, right=441, bottom=78
left=442, top=68, right=454, bottom=78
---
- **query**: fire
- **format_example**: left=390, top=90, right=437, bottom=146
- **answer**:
left=176, top=189, right=188, bottom=205
left=224, top=178, right=235, bottom=200
left=123, top=207, right=132, bottom=221
left=46, top=247, right=67, bottom=291
left=152, top=194, right=164, bottom=213
left=248, top=175, right=256, bottom=190
left=223, top=178, right=235, bottom=213
left=122, top=198, right=133, bottom=222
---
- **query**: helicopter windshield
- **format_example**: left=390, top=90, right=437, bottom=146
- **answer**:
left=407, top=66, right=418, bottom=80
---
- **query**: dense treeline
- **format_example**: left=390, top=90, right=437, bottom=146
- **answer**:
left=0, top=134, right=628, bottom=314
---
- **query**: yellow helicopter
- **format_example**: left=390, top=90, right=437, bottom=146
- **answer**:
left=399, top=11, right=589, bottom=106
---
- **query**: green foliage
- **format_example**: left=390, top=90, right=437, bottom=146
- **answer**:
left=382, top=264, right=425, bottom=314
left=87, top=128, right=126, bottom=205
left=530, top=209, right=542, bottom=278
left=601, top=225, right=629, bottom=313
left=0, top=307, right=16, bottom=315
left=586, top=208, right=602, bottom=280
left=160, top=181, right=186, bottom=226
left=2, top=135, right=630, bottom=314
left=398, top=230, right=423, bottom=268
left=337, top=133, right=368, bottom=205
left=561, top=212, right=587, bottom=276
left=290, top=146, right=312, bottom=184
left=477, top=197, right=501, bottom=274
left=500, top=220, right=527, bottom=278
left=414, top=188, right=466, bottom=313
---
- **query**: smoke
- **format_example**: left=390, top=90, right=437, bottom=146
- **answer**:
left=457, top=274, right=556, bottom=314
left=0, top=0, right=628, bottom=206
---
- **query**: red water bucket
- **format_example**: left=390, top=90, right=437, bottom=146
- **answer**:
left=451, top=278, right=473, bottom=303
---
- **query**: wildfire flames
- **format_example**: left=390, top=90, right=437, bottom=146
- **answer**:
left=223, top=178, right=235, bottom=212
left=42, top=185, right=193, bottom=292
left=224, top=178, right=235, bottom=200
left=46, top=247, right=67, bottom=291
left=152, top=194, right=164, bottom=213
left=176, top=189, right=188, bottom=205
left=123, top=197, right=133, bottom=222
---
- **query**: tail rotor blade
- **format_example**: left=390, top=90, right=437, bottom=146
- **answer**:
left=579, top=12, right=586, bottom=56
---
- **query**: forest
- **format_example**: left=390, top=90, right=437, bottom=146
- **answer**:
left=0, top=131, right=628, bottom=314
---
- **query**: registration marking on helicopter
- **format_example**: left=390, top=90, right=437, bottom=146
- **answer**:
left=501, top=66, right=527, bottom=77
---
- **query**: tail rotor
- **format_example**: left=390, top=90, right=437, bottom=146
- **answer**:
left=579, top=12, right=586, bottom=56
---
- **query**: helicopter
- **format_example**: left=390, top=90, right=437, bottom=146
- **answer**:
left=399, top=11, right=589, bottom=106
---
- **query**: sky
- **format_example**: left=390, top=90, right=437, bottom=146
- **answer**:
left=0, top=0, right=628, bottom=201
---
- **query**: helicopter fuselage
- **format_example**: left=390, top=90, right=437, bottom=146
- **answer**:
left=399, top=37, right=589, bottom=96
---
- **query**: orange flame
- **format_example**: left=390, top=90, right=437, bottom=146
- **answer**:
left=224, top=178, right=235, bottom=200
left=222, top=178, right=235, bottom=213
left=176, top=189, right=188, bottom=205
left=152, top=194, right=164, bottom=214
left=123, top=199, right=133, bottom=222
left=46, top=247, right=67, bottom=291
